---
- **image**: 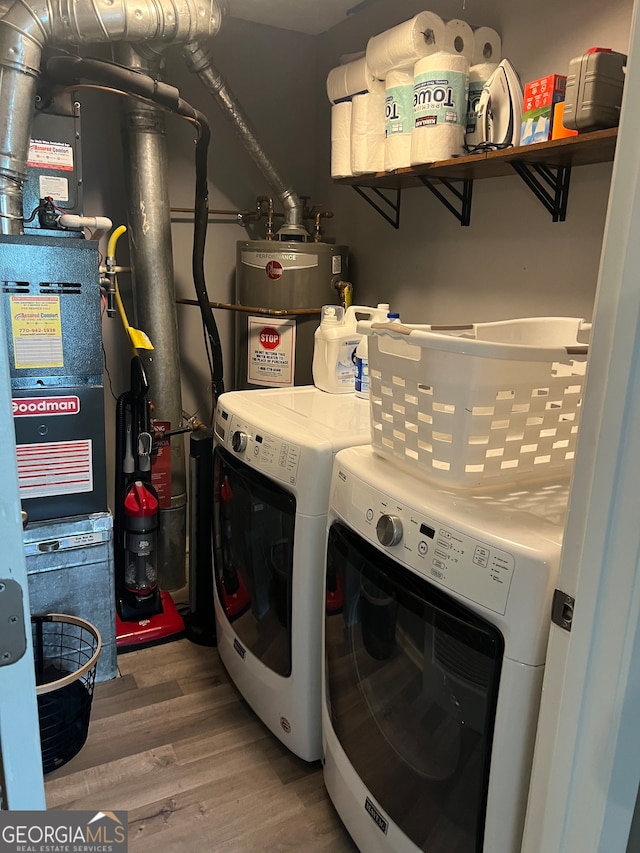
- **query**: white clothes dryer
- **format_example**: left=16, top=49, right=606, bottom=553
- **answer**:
left=213, top=386, right=371, bottom=762
left=322, top=445, right=570, bottom=853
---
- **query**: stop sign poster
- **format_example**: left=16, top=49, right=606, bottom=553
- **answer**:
left=247, top=316, right=296, bottom=386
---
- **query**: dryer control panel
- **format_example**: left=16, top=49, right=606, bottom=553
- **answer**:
left=332, top=466, right=516, bottom=616
left=214, top=406, right=301, bottom=487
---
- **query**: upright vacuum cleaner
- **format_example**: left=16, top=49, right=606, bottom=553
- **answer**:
left=114, top=356, right=184, bottom=650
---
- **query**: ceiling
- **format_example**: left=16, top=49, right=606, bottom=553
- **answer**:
left=226, top=0, right=372, bottom=36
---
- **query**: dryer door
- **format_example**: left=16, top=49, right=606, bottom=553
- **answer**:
left=213, top=445, right=296, bottom=677
left=325, top=520, right=505, bottom=853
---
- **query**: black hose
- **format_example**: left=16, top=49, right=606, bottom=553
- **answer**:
left=44, top=54, right=225, bottom=402
left=178, top=100, right=225, bottom=399
left=45, top=55, right=182, bottom=111
left=114, top=390, right=130, bottom=583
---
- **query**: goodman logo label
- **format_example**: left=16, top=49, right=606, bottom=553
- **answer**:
left=12, top=396, right=80, bottom=417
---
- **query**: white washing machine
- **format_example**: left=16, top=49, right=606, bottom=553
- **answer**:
left=322, top=445, right=570, bottom=853
left=212, top=386, right=371, bottom=762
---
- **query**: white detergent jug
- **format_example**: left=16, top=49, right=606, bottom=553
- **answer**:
left=313, top=304, right=387, bottom=394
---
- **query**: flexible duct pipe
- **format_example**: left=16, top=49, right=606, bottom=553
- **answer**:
left=118, top=44, right=186, bottom=591
left=181, top=41, right=304, bottom=229
left=0, top=26, right=42, bottom=232
left=0, top=0, right=225, bottom=231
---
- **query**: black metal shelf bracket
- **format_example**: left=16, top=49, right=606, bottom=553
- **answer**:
left=417, top=176, right=473, bottom=226
left=511, top=161, right=572, bottom=222
left=352, top=186, right=401, bottom=229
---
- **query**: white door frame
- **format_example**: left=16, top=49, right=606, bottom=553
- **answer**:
left=521, top=2, right=640, bottom=850
left=0, top=309, right=45, bottom=808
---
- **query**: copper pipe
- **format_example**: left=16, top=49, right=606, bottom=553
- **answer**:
left=171, top=207, right=242, bottom=216
left=176, top=297, right=320, bottom=316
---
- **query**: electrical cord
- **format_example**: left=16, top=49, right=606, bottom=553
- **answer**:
left=463, top=141, right=515, bottom=155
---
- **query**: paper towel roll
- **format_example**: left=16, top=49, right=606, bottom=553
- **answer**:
left=351, top=92, right=386, bottom=175
left=384, top=68, right=414, bottom=171
left=326, top=57, right=384, bottom=104
left=366, top=12, right=445, bottom=79
left=339, top=51, right=365, bottom=65
left=331, top=101, right=353, bottom=178
left=472, top=27, right=502, bottom=65
left=465, top=62, right=499, bottom=148
left=411, top=52, right=470, bottom=165
left=442, top=19, right=475, bottom=63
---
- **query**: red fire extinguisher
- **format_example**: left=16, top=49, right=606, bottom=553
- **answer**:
left=123, top=480, right=159, bottom=600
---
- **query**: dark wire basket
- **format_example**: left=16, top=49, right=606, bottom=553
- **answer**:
left=32, top=614, right=102, bottom=774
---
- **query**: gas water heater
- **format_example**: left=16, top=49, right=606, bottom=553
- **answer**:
left=235, top=237, right=348, bottom=390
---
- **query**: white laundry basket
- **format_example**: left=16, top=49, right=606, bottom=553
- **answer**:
left=359, top=317, right=591, bottom=488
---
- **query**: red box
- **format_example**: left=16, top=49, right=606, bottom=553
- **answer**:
left=523, top=74, right=567, bottom=113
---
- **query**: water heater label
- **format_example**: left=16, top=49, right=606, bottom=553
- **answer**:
left=266, top=260, right=283, bottom=280
left=241, top=252, right=319, bottom=271
left=247, top=316, right=296, bottom=387
left=10, top=295, right=63, bottom=369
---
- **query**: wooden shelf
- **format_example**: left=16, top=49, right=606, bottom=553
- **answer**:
left=335, top=128, right=618, bottom=189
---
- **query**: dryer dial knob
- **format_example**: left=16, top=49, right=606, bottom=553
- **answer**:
left=231, top=430, right=248, bottom=453
left=376, top=514, right=403, bottom=546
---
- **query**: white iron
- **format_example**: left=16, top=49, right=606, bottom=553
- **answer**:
left=474, top=59, right=524, bottom=149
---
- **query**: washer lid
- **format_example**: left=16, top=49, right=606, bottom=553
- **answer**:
left=216, top=386, right=371, bottom=449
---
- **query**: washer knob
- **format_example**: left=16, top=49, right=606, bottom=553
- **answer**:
left=376, top=514, right=403, bottom=546
left=231, top=430, right=248, bottom=453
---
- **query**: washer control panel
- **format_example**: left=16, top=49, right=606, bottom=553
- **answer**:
left=335, top=469, right=515, bottom=616
left=214, top=406, right=300, bottom=486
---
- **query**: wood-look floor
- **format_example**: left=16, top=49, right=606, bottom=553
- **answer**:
left=44, top=637, right=358, bottom=852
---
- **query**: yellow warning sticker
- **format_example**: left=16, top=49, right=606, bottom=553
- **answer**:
left=10, top=295, right=64, bottom=369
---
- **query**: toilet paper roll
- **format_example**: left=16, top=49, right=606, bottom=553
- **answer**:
left=384, top=68, right=414, bottom=171
left=411, top=52, right=470, bottom=165
left=465, top=62, right=498, bottom=147
left=442, top=19, right=475, bottom=63
left=351, top=92, right=386, bottom=175
left=366, top=12, right=445, bottom=79
left=326, top=57, right=384, bottom=104
left=331, top=101, right=353, bottom=178
left=472, top=27, right=502, bottom=65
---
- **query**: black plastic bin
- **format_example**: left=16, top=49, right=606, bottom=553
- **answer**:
left=32, top=614, right=101, bottom=774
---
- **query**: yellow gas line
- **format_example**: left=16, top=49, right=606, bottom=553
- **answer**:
left=107, top=225, right=154, bottom=353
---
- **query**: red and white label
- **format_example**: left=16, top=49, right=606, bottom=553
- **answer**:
left=12, top=395, right=80, bottom=417
left=259, top=327, right=280, bottom=350
left=265, top=260, right=284, bottom=280
left=151, top=420, right=172, bottom=510
left=26, top=139, right=74, bottom=171
left=247, top=316, right=296, bottom=387
left=16, top=439, right=93, bottom=499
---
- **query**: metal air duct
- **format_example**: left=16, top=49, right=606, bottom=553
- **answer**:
left=118, top=44, right=186, bottom=591
left=181, top=41, right=304, bottom=230
left=0, top=0, right=225, bottom=232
